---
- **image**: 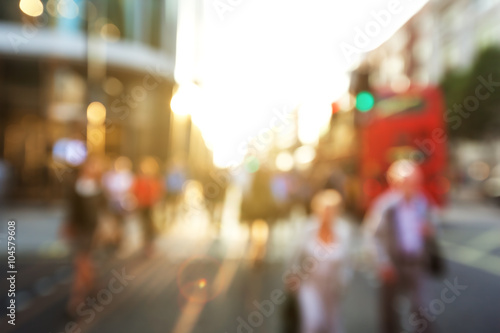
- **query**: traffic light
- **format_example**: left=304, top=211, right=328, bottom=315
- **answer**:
left=349, top=67, right=376, bottom=112
left=355, top=91, right=375, bottom=112
left=349, top=67, right=376, bottom=126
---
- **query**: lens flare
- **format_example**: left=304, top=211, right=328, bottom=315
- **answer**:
left=177, top=256, right=222, bottom=303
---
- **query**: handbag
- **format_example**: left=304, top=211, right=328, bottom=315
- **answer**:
left=282, top=290, right=300, bottom=333
left=425, top=236, right=445, bottom=277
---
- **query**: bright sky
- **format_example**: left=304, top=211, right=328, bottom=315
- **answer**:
left=175, top=0, right=429, bottom=167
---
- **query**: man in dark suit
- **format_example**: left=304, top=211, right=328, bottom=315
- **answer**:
left=364, top=160, right=436, bottom=333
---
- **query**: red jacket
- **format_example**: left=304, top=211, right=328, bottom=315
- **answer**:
left=132, top=176, right=163, bottom=208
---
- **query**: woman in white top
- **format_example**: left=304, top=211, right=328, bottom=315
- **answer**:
left=288, top=190, right=352, bottom=333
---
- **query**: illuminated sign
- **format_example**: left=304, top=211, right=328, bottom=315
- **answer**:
left=375, top=95, right=425, bottom=118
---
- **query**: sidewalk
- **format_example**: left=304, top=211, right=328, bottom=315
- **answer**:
left=0, top=203, right=142, bottom=256
left=0, top=202, right=213, bottom=257
left=439, top=200, right=500, bottom=226
left=0, top=203, right=65, bottom=255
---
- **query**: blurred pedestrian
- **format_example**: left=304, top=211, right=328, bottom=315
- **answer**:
left=286, top=190, right=352, bottom=333
left=163, top=159, right=188, bottom=226
left=132, top=157, right=163, bottom=256
left=64, top=155, right=106, bottom=317
left=102, top=156, right=134, bottom=254
left=240, top=167, right=278, bottom=225
left=0, top=158, right=12, bottom=206
left=203, top=168, right=228, bottom=225
left=271, top=171, right=292, bottom=220
left=248, top=218, right=269, bottom=268
left=364, top=160, right=440, bottom=333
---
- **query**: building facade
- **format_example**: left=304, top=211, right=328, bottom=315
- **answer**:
left=365, top=0, right=500, bottom=88
left=0, top=0, right=180, bottom=199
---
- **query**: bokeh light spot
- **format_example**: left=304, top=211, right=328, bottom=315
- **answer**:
left=19, top=0, right=44, bottom=17
left=356, top=91, right=375, bottom=112
left=244, top=156, right=260, bottom=173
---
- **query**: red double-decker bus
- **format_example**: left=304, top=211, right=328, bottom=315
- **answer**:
left=355, top=85, right=449, bottom=211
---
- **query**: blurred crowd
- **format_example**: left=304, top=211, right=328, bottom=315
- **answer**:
left=62, top=154, right=192, bottom=317
left=60, top=153, right=445, bottom=333
left=281, top=160, right=443, bottom=333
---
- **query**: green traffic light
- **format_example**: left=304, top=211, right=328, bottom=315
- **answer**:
left=356, top=91, right=375, bottom=112
left=244, top=156, right=260, bottom=173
